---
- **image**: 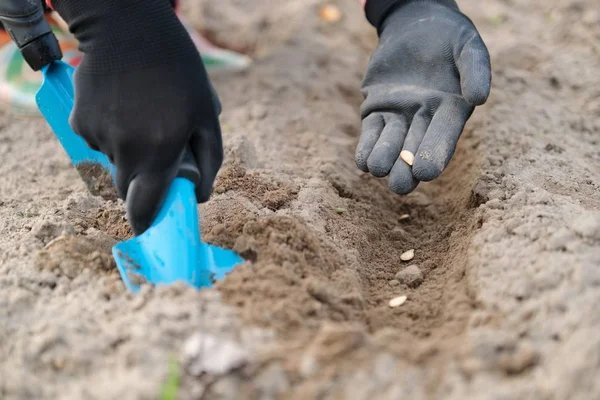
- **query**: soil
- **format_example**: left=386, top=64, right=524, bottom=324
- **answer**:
left=75, top=162, right=119, bottom=202
left=1, top=0, right=599, bottom=399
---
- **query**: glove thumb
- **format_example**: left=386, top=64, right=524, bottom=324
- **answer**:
left=457, top=34, right=492, bottom=106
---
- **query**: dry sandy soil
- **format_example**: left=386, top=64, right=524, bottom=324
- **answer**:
left=1, top=0, right=599, bottom=399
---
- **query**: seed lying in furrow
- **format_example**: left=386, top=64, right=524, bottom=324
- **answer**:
left=389, top=295, right=408, bottom=308
left=400, top=249, right=415, bottom=261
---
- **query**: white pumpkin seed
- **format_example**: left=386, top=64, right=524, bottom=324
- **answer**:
left=400, top=150, right=415, bottom=166
left=400, top=249, right=415, bottom=261
left=389, top=295, right=408, bottom=308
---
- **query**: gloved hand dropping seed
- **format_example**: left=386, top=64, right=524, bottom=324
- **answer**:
left=356, top=0, right=491, bottom=194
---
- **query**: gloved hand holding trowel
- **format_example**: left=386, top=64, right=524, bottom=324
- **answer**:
left=0, top=0, right=491, bottom=291
left=48, top=0, right=225, bottom=236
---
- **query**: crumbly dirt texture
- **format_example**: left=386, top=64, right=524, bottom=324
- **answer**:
left=1, top=0, right=599, bottom=399
left=75, top=161, right=119, bottom=201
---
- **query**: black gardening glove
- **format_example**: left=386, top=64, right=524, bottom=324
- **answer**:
left=52, top=0, right=223, bottom=235
left=357, top=0, right=491, bottom=193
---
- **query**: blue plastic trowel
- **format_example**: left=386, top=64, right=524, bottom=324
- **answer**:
left=35, top=60, right=243, bottom=292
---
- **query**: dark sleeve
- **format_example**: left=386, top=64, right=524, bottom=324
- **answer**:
left=364, top=0, right=459, bottom=28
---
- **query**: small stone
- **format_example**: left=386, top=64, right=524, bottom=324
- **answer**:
left=130, top=293, right=148, bottom=311
left=389, top=295, right=408, bottom=308
left=373, top=354, right=398, bottom=385
left=211, top=376, right=242, bottom=399
left=400, top=249, right=415, bottom=261
left=389, top=226, right=408, bottom=241
left=546, top=228, right=576, bottom=251
left=571, top=211, right=600, bottom=240
left=498, top=344, right=539, bottom=375
left=300, top=354, right=319, bottom=377
left=306, top=323, right=365, bottom=362
left=256, top=363, right=290, bottom=396
left=224, top=136, right=259, bottom=169
left=335, top=207, right=346, bottom=215
left=395, top=265, right=423, bottom=288
left=400, top=150, right=415, bottom=166
left=53, top=358, right=66, bottom=369
left=32, top=220, right=75, bottom=245
left=182, top=333, right=248, bottom=376
left=388, top=279, right=400, bottom=287
left=406, top=192, right=432, bottom=207
left=250, top=105, right=268, bottom=120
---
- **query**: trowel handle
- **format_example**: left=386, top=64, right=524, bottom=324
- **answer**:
left=176, top=147, right=201, bottom=187
left=0, top=0, right=62, bottom=71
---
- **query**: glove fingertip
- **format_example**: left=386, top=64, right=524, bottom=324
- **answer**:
left=195, top=187, right=212, bottom=204
left=463, top=75, right=491, bottom=106
left=125, top=172, right=174, bottom=235
left=356, top=113, right=385, bottom=172
left=412, top=156, right=445, bottom=182
left=458, top=36, right=492, bottom=106
left=355, top=154, right=370, bottom=173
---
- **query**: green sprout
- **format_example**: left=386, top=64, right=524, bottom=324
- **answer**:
left=160, top=356, right=181, bottom=400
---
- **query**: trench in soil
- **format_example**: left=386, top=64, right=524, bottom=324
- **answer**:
left=200, top=88, right=484, bottom=355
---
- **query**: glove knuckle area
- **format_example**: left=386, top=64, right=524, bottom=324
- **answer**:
left=68, top=114, right=89, bottom=139
left=69, top=109, right=106, bottom=152
left=361, top=85, right=435, bottom=120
